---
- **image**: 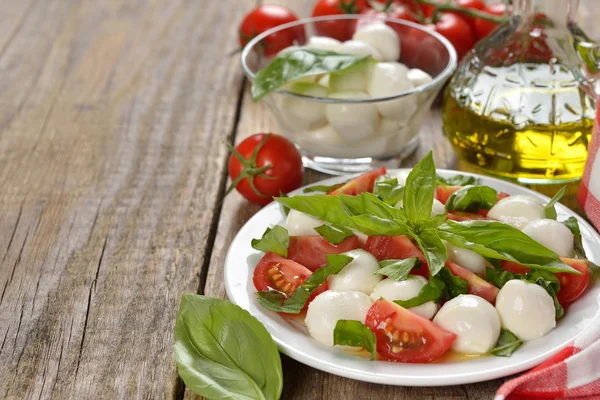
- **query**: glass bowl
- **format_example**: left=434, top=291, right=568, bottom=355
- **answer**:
left=241, top=15, right=457, bottom=175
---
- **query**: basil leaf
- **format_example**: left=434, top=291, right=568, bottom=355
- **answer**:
left=251, top=48, right=371, bottom=100
left=544, top=186, right=567, bottom=219
left=403, top=151, right=436, bottom=222
left=410, top=228, right=447, bottom=276
left=174, top=295, right=283, bottom=400
left=485, top=268, right=520, bottom=288
left=436, top=174, right=480, bottom=186
left=421, top=213, right=448, bottom=229
left=251, top=226, right=289, bottom=257
left=304, top=181, right=347, bottom=193
left=394, top=275, right=445, bottom=308
left=375, top=258, right=420, bottom=282
left=445, top=185, right=498, bottom=212
left=438, top=220, right=577, bottom=274
left=563, top=217, right=600, bottom=277
left=256, top=254, right=353, bottom=314
left=526, top=269, right=560, bottom=293
left=278, top=191, right=290, bottom=216
left=533, top=276, right=564, bottom=319
left=333, top=320, right=377, bottom=360
left=491, top=328, right=523, bottom=357
left=374, top=176, right=405, bottom=206
left=438, top=267, right=468, bottom=299
left=315, top=224, right=353, bottom=245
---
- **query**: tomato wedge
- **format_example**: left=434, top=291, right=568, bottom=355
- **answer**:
left=445, top=261, right=499, bottom=304
left=364, top=235, right=428, bottom=277
left=435, top=185, right=462, bottom=204
left=328, top=166, right=386, bottom=195
left=365, top=299, right=456, bottom=363
left=447, top=211, right=490, bottom=222
left=501, top=258, right=590, bottom=305
left=288, top=235, right=359, bottom=271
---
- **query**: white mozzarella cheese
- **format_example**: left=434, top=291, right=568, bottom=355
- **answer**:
left=352, top=23, right=400, bottom=61
left=305, top=290, right=373, bottom=346
left=367, top=62, right=417, bottom=121
left=338, top=40, right=382, bottom=60
left=445, top=241, right=488, bottom=277
left=433, top=295, right=501, bottom=354
left=370, top=276, right=438, bottom=319
left=325, top=91, right=379, bottom=141
left=495, top=280, right=556, bottom=341
left=328, top=249, right=382, bottom=294
left=431, top=198, right=446, bottom=217
left=281, top=82, right=329, bottom=129
left=487, top=195, right=546, bottom=229
left=522, top=219, right=574, bottom=257
left=307, top=36, right=342, bottom=52
left=285, top=209, right=323, bottom=236
left=329, top=67, right=368, bottom=92
left=407, top=68, right=433, bottom=88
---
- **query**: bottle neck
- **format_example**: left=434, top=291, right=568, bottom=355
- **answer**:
left=513, top=0, right=578, bottom=25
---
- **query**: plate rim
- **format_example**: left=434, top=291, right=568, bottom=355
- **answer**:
left=223, top=168, right=600, bottom=386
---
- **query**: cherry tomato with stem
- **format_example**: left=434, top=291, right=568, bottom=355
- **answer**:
left=311, top=0, right=372, bottom=41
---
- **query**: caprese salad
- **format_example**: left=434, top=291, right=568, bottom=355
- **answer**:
left=250, top=152, right=598, bottom=363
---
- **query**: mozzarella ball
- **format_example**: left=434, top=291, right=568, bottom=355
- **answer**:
left=522, top=219, right=574, bottom=257
left=330, top=66, right=367, bottom=92
left=496, top=280, right=556, bottom=341
left=352, top=23, right=400, bottom=61
left=338, top=40, right=382, bottom=60
left=370, top=276, right=438, bottom=319
left=433, top=295, right=501, bottom=354
left=431, top=198, right=446, bottom=217
left=487, top=195, right=546, bottom=229
left=285, top=209, right=323, bottom=236
left=325, top=92, right=379, bottom=141
left=305, top=290, right=373, bottom=346
left=281, top=82, right=328, bottom=129
left=445, top=241, right=488, bottom=277
left=375, top=118, right=403, bottom=137
left=388, top=170, right=410, bottom=185
left=407, top=68, right=433, bottom=88
left=328, top=249, right=382, bottom=294
left=367, top=62, right=417, bottom=121
left=307, top=36, right=342, bottom=52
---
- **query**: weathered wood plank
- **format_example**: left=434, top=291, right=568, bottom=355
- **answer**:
left=0, top=0, right=252, bottom=398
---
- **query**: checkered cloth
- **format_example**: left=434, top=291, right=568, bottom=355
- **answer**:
left=578, top=105, right=600, bottom=232
left=495, top=323, right=600, bottom=399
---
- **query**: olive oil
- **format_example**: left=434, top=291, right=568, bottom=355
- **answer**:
left=443, top=63, right=595, bottom=184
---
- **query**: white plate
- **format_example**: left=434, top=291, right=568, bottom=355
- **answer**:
left=224, top=169, right=600, bottom=386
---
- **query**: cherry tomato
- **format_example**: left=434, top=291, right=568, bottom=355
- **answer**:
left=445, top=261, right=499, bottom=304
left=427, top=12, right=476, bottom=60
left=451, top=0, right=485, bottom=29
left=501, top=258, right=590, bottom=305
left=473, top=3, right=508, bottom=39
left=435, top=185, right=463, bottom=204
left=328, top=166, right=387, bottom=195
left=311, top=0, right=372, bottom=41
left=253, top=252, right=327, bottom=311
left=364, top=235, right=428, bottom=277
left=239, top=5, right=305, bottom=56
left=288, top=235, right=359, bottom=271
left=228, top=134, right=303, bottom=206
left=365, top=299, right=456, bottom=363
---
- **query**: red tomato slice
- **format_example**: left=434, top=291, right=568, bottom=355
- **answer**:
left=435, top=185, right=463, bottom=204
left=447, top=211, right=490, bottom=222
left=445, top=261, right=499, bottom=304
left=328, top=166, right=387, bottom=195
left=365, top=299, right=456, bottom=363
left=288, top=235, right=359, bottom=271
left=364, top=235, right=428, bottom=277
left=501, top=258, right=590, bottom=305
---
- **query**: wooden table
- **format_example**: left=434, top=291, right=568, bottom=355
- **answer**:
left=0, top=0, right=597, bottom=399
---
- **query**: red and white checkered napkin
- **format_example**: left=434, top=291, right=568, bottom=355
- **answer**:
left=495, top=323, right=600, bottom=400
left=578, top=104, right=600, bottom=232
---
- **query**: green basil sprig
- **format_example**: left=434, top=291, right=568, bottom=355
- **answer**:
left=375, top=258, right=420, bottom=282
left=544, top=186, right=567, bottom=219
left=438, top=220, right=577, bottom=274
left=251, top=226, right=289, bottom=257
left=403, top=151, right=436, bottom=223
left=315, top=224, right=353, bottom=245
left=374, top=175, right=405, bottom=206
left=445, top=185, right=497, bottom=212
left=256, top=254, right=353, bottom=314
left=394, top=267, right=467, bottom=308
left=303, top=181, right=348, bottom=193
left=174, top=295, right=283, bottom=400
left=251, top=48, right=371, bottom=101
left=436, top=174, right=480, bottom=186
left=491, top=328, right=523, bottom=357
left=333, top=320, right=377, bottom=360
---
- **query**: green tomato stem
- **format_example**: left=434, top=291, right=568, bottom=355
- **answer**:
left=413, top=0, right=508, bottom=23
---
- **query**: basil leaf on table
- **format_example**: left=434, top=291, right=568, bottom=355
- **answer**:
left=436, top=174, right=480, bottom=186
left=445, top=185, right=497, bottom=212
left=374, top=176, right=405, bottom=206
left=315, top=224, right=353, bottom=245
left=438, top=220, right=578, bottom=274
left=333, top=320, right=377, bottom=360
left=303, top=181, right=347, bottom=193
left=491, top=328, right=523, bottom=357
left=544, top=186, right=567, bottom=219
left=251, top=226, right=289, bottom=257
left=256, top=254, right=353, bottom=314
left=403, top=151, right=436, bottom=223
left=174, top=295, right=283, bottom=400
left=251, top=48, right=371, bottom=100
left=375, top=258, right=420, bottom=282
